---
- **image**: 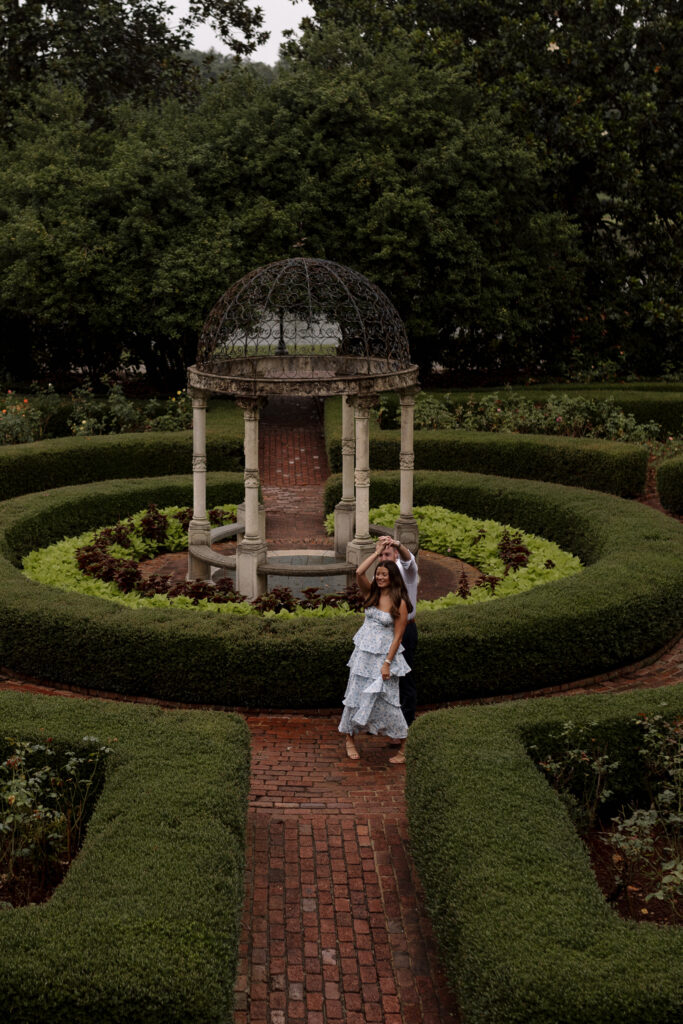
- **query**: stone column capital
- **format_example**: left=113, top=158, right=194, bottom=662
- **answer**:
left=349, top=395, right=378, bottom=414
left=190, top=390, right=209, bottom=409
left=236, top=397, right=268, bottom=419
left=398, top=386, right=421, bottom=406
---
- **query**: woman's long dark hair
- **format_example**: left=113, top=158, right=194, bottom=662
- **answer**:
left=364, top=560, right=413, bottom=619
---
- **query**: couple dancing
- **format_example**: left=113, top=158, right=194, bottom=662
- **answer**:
left=339, top=535, right=418, bottom=764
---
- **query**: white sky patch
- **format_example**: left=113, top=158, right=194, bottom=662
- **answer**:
left=171, top=0, right=314, bottom=65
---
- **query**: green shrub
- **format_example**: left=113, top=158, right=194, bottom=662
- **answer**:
left=417, top=385, right=683, bottom=438
left=325, top=398, right=648, bottom=497
left=381, top=390, right=666, bottom=442
left=0, top=431, right=243, bottom=501
left=1, top=472, right=681, bottom=706
left=0, top=689, right=250, bottom=1024
left=657, top=455, right=683, bottom=516
left=406, top=686, right=683, bottom=1024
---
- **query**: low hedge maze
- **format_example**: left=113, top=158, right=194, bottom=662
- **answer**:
left=406, top=685, right=683, bottom=1024
left=1, top=470, right=681, bottom=707
left=0, top=689, right=250, bottom=1024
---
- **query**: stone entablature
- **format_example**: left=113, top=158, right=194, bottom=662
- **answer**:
left=188, top=355, right=418, bottom=398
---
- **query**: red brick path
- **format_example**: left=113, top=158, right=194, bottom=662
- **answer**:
left=237, top=717, right=456, bottom=1024
left=2, top=397, right=682, bottom=1024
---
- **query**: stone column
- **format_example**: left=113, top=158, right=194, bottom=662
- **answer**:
left=346, top=396, right=377, bottom=567
left=333, top=395, right=356, bottom=558
left=236, top=398, right=268, bottom=599
left=187, top=391, right=211, bottom=581
left=394, top=388, right=420, bottom=552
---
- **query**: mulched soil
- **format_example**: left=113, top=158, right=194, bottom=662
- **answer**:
left=584, top=825, right=682, bottom=927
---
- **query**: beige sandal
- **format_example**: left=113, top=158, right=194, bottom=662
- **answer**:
left=389, top=749, right=406, bottom=764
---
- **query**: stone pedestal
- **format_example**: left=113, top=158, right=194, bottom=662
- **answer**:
left=393, top=514, right=420, bottom=554
left=236, top=538, right=269, bottom=598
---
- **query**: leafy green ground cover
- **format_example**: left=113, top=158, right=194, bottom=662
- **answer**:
left=23, top=503, right=581, bottom=617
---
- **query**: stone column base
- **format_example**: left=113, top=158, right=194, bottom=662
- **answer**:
left=346, top=537, right=376, bottom=567
left=394, top=514, right=420, bottom=554
left=333, top=500, right=356, bottom=559
left=236, top=538, right=268, bottom=600
left=187, top=518, right=212, bottom=581
left=236, top=501, right=266, bottom=542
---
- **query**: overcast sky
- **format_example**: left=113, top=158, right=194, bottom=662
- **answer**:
left=172, top=1, right=315, bottom=65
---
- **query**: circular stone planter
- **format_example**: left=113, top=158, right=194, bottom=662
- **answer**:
left=1, top=472, right=682, bottom=708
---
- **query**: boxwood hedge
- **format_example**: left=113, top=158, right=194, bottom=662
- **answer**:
left=324, top=398, right=648, bottom=497
left=0, top=431, right=243, bottom=502
left=0, top=689, right=250, bottom=1024
left=1, top=471, right=681, bottom=706
left=406, top=685, right=683, bottom=1024
left=657, top=454, right=683, bottom=516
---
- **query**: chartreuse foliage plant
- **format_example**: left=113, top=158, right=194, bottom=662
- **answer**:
left=0, top=689, right=250, bottom=1024
left=25, top=502, right=581, bottom=617
left=326, top=503, right=582, bottom=606
left=406, top=685, right=683, bottom=1024
left=1, top=472, right=682, bottom=706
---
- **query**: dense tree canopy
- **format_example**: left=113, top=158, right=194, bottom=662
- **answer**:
left=0, top=0, right=267, bottom=123
left=0, top=0, right=680, bottom=385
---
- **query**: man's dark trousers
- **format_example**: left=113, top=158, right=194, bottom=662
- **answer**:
left=399, top=619, right=418, bottom=726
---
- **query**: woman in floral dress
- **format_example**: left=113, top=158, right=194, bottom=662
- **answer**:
left=339, top=549, right=412, bottom=764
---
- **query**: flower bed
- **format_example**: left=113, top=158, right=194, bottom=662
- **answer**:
left=22, top=502, right=580, bottom=617
left=0, top=689, right=250, bottom=1023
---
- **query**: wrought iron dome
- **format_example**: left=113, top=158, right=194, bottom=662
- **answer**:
left=188, top=258, right=419, bottom=398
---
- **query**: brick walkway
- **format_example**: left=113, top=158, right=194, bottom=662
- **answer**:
left=236, top=716, right=456, bottom=1024
left=2, top=396, right=682, bottom=1024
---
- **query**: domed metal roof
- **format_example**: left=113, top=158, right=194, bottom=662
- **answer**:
left=188, top=258, right=418, bottom=399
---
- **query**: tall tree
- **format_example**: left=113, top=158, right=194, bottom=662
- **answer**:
left=0, top=0, right=268, bottom=126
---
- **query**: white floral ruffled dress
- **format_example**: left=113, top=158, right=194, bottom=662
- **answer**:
left=339, top=607, right=410, bottom=738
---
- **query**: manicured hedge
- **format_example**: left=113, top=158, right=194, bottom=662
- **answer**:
left=0, top=689, right=250, bottom=1024
left=406, top=686, right=683, bottom=1024
left=324, top=399, right=648, bottom=497
left=657, top=454, right=683, bottom=516
left=1, top=471, right=682, bottom=706
left=429, top=384, right=683, bottom=438
left=0, top=431, right=243, bottom=502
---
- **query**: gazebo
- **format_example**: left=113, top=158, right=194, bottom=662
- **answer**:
left=186, top=257, right=420, bottom=599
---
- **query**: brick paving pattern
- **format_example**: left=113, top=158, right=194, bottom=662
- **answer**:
left=236, top=716, right=457, bottom=1024
left=2, top=395, right=682, bottom=1024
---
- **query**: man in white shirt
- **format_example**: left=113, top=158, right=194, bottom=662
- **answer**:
left=376, top=535, right=419, bottom=728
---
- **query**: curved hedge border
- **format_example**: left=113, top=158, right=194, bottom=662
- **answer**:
left=324, top=399, right=648, bottom=497
left=406, top=687, right=683, bottom=1024
left=0, top=689, right=250, bottom=1024
left=1, top=471, right=681, bottom=706
left=657, top=454, right=683, bottom=515
left=0, top=431, right=243, bottom=502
